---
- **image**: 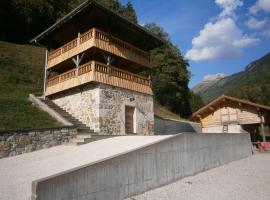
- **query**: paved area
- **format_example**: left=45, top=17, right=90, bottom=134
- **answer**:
left=0, top=135, right=173, bottom=200
left=127, top=152, right=270, bottom=200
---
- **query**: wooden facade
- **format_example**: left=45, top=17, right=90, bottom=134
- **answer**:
left=192, top=95, right=270, bottom=141
left=47, top=28, right=151, bottom=69
left=45, top=61, right=152, bottom=96
left=30, top=1, right=164, bottom=98
left=200, top=105, right=262, bottom=128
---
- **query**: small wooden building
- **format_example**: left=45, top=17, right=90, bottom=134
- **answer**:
left=191, top=95, right=270, bottom=142
left=31, top=0, right=164, bottom=135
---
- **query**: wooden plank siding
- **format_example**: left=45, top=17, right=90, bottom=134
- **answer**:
left=201, top=105, right=261, bottom=128
left=45, top=61, right=152, bottom=96
left=47, top=28, right=151, bottom=69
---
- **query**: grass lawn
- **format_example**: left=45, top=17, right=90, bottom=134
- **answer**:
left=0, top=41, right=60, bottom=131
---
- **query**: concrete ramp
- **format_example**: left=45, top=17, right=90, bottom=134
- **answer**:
left=0, top=134, right=252, bottom=200
left=0, top=135, right=172, bottom=200
left=29, top=133, right=251, bottom=200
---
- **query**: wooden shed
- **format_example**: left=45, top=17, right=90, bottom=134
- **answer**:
left=191, top=95, right=270, bottom=142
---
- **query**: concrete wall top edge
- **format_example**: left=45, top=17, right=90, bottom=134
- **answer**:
left=31, top=133, right=248, bottom=187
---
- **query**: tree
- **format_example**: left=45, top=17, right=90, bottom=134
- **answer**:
left=144, top=23, right=192, bottom=118
left=0, top=0, right=137, bottom=43
left=122, top=0, right=137, bottom=23
left=189, top=91, right=204, bottom=113
left=228, top=84, right=270, bottom=107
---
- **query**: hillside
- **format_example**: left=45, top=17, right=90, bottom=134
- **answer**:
left=192, top=73, right=226, bottom=97
left=193, top=53, right=270, bottom=104
left=0, top=41, right=60, bottom=131
left=0, top=41, right=183, bottom=131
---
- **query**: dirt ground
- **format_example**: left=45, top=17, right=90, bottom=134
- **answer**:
left=127, top=152, right=270, bottom=200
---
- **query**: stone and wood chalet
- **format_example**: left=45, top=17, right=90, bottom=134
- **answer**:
left=30, top=0, right=164, bottom=136
left=191, top=95, right=270, bottom=142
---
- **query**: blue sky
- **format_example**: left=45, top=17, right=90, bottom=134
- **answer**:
left=121, top=0, right=270, bottom=87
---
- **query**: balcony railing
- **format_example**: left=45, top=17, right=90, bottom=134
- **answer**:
left=47, top=28, right=151, bottom=69
left=46, top=61, right=152, bottom=96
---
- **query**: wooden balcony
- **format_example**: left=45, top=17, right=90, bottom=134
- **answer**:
left=46, top=61, right=152, bottom=96
left=47, top=28, right=151, bottom=69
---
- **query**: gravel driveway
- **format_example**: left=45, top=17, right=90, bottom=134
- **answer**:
left=127, top=152, right=270, bottom=200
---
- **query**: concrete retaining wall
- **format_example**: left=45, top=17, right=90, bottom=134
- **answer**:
left=154, top=117, right=202, bottom=134
left=32, top=133, right=252, bottom=200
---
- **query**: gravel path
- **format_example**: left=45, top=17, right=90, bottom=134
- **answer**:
left=0, top=135, right=173, bottom=200
left=127, top=153, right=270, bottom=200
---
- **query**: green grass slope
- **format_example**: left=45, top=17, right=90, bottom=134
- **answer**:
left=196, top=53, right=270, bottom=103
left=0, top=41, right=60, bottom=131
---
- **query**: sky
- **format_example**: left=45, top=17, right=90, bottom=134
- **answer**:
left=121, top=0, right=270, bottom=87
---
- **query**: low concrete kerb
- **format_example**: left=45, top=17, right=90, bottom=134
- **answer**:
left=29, top=94, right=72, bottom=126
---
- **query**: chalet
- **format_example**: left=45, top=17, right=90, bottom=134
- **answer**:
left=30, top=0, right=164, bottom=135
left=191, top=95, right=270, bottom=142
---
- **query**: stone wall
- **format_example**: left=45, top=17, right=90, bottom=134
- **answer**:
left=99, top=84, right=154, bottom=135
left=51, top=83, right=154, bottom=135
left=0, top=127, right=77, bottom=159
left=51, top=84, right=100, bottom=132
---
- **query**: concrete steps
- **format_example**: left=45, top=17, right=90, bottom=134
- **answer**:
left=40, top=98, right=99, bottom=145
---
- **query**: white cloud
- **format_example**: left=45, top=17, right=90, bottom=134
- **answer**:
left=185, top=18, right=259, bottom=61
left=266, top=29, right=270, bottom=37
left=246, top=17, right=267, bottom=29
left=250, top=0, right=270, bottom=14
left=215, top=0, right=243, bottom=18
left=203, top=73, right=226, bottom=82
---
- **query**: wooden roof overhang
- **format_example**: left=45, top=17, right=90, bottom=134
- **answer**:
left=191, top=95, right=270, bottom=122
left=30, top=0, right=164, bottom=51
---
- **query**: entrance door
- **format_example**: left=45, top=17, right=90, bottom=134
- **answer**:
left=125, top=106, right=135, bottom=134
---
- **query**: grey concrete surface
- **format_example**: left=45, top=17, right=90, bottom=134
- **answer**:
left=0, top=135, right=172, bottom=200
left=127, top=152, right=270, bottom=200
left=32, top=133, right=252, bottom=200
left=154, top=117, right=202, bottom=134
left=29, top=94, right=72, bottom=126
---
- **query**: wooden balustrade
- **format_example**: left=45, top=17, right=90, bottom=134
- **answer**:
left=47, top=28, right=151, bottom=67
left=60, top=68, right=76, bottom=81
left=80, top=29, right=93, bottom=44
left=62, top=38, right=77, bottom=53
left=48, top=49, right=61, bottom=60
left=47, top=76, right=60, bottom=87
left=46, top=61, right=152, bottom=96
left=78, top=62, right=92, bottom=75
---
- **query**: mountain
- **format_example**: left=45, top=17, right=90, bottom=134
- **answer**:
left=192, top=52, right=270, bottom=104
left=192, top=73, right=226, bottom=97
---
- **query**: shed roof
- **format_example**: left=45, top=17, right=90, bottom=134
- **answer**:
left=30, top=0, right=164, bottom=51
left=192, top=95, right=270, bottom=121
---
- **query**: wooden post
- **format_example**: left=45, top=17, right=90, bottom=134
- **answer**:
left=261, top=115, right=266, bottom=142
left=77, top=32, right=80, bottom=46
left=43, top=50, right=48, bottom=99
left=91, top=61, right=95, bottom=81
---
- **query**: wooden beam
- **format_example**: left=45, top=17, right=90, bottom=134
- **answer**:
left=43, top=50, right=48, bottom=100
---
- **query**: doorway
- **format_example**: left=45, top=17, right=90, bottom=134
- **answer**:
left=125, top=106, right=135, bottom=134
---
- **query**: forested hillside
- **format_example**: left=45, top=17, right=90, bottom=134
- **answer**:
left=193, top=53, right=270, bottom=106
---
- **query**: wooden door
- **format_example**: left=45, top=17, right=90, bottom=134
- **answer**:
left=125, top=106, right=135, bottom=134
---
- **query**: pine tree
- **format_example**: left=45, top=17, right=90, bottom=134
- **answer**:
left=123, top=0, right=137, bottom=23
left=144, top=23, right=192, bottom=118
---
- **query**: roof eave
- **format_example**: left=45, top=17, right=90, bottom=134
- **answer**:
left=29, top=0, right=165, bottom=48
